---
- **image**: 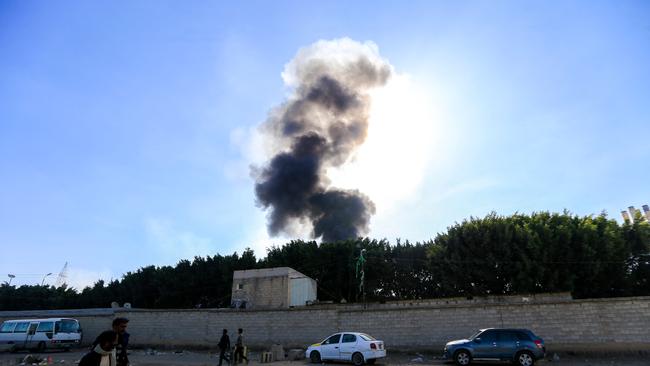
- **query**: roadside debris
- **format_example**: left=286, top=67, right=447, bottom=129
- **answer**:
left=260, top=351, right=273, bottom=363
left=270, top=344, right=285, bottom=361
left=287, top=349, right=305, bottom=361
left=21, top=354, right=43, bottom=365
left=143, top=348, right=165, bottom=356
left=410, top=352, right=425, bottom=363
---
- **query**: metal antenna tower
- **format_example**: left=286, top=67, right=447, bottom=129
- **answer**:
left=55, top=262, right=69, bottom=288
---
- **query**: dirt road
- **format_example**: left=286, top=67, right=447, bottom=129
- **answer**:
left=0, top=349, right=647, bottom=366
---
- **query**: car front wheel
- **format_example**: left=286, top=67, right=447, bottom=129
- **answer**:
left=310, top=351, right=321, bottom=363
left=454, top=350, right=472, bottom=366
left=515, top=351, right=535, bottom=366
left=352, top=352, right=365, bottom=366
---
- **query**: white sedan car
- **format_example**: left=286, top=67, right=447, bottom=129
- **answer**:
left=307, top=332, right=386, bottom=366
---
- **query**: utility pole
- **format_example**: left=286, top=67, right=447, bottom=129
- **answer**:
left=355, top=249, right=367, bottom=309
left=41, top=273, right=53, bottom=286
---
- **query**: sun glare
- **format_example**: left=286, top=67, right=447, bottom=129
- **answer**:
left=328, top=74, right=441, bottom=214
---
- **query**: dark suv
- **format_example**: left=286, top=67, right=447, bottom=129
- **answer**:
left=443, top=328, right=545, bottom=366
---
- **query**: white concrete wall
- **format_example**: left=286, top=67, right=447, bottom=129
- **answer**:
left=3, top=295, right=649, bottom=352
left=289, top=277, right=317, bottom=306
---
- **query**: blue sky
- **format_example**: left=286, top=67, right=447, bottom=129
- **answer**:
left=1, top=1, right=648, bottom=289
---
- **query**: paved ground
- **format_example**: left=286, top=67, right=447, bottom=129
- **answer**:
left=0, top=349, right=648, bottom=366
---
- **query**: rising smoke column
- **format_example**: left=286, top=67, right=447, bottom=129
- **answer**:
left=253, top=39, right=393, bottom=242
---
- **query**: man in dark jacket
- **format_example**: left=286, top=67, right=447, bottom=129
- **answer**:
left=234, top=328, right=248, bottom=364
left=80, top=330, right=117, bottom=366
left=218, top=329, right=231, bottom=366
left=112, top=318, right=130, bottom=366
left=94, top=318, right=130, bottom=366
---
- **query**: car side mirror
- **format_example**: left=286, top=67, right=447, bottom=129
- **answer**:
left=474, top=338, right=481, bottom=343
left=78, top=328, right=83, bottom=333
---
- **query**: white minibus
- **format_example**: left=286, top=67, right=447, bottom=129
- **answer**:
left=0, top=318, right=82, bottom=352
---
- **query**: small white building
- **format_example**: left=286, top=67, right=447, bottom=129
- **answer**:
left=231, top=267, right=317, bottom=309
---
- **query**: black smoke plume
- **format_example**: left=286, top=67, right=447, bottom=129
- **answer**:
left=254, top=39, right=392, bottom=242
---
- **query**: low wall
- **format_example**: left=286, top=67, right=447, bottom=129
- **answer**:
left=1, top=295, right=649, bottom=352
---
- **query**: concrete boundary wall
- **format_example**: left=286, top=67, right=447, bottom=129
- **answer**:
left=1, top=296, right=649, bottom=352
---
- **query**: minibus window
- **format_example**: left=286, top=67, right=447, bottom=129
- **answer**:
left=36, top=322, right=54, bottom=333
left=0, top=322, right=16, bottom=333
left=55, top=320, right=79, bottom=333
left=13, top=322, right=29, bottom=333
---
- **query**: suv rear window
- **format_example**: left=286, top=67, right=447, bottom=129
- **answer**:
left=499, top=331, right=518, bottom=342
left=515, top=331, right=530, bottom=341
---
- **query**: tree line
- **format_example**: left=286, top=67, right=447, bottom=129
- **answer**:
left=1, top=211, right=648, bottom=310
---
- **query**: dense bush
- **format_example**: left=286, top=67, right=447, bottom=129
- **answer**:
left=1, top=211, right=648, bottom=310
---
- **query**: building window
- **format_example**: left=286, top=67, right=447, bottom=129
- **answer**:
left=237, top=283, right=244, bottom=290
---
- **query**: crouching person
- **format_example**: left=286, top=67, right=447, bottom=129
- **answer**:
left=92, top=318, right=130, bottom=366
left=80, top=330, right=118, bottom=366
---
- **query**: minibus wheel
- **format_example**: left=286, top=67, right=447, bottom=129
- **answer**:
left=37, top=341, right=46, bottom=353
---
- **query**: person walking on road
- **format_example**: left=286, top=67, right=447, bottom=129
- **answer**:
left=218, top=329, right=231, bottom=366
left=234, top=328, right=248, bottom=364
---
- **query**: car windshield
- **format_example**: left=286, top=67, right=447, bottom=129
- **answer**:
left=469, top=330, right=483, bottom=340
left=358, top=333, right=376, bottom=341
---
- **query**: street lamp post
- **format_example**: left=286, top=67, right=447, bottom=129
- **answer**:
left=41, top=273, right=53, bottom=286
